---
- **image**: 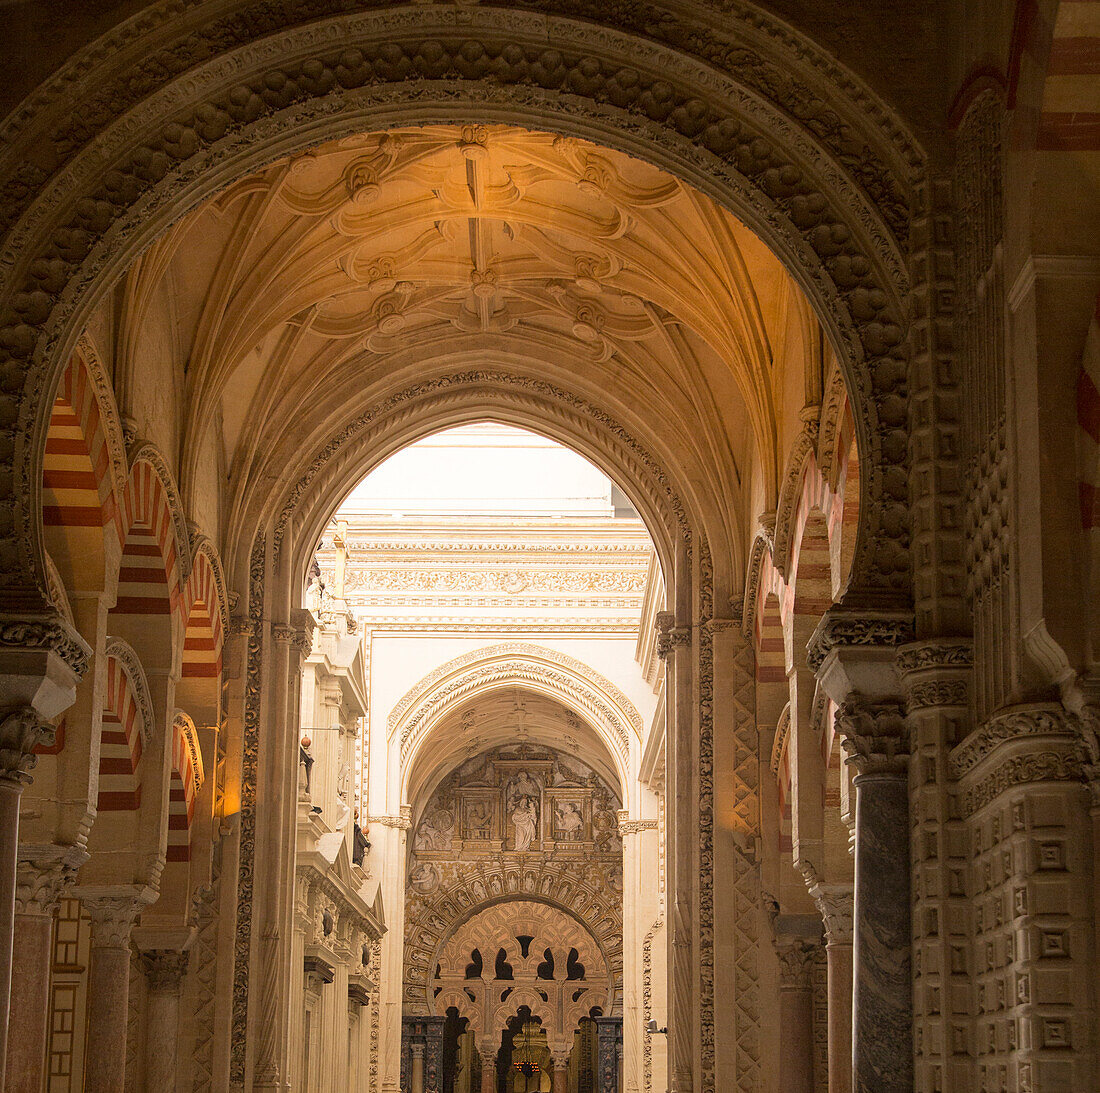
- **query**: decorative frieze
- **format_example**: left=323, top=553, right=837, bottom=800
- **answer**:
left=0, top=615, right=91, bottom=678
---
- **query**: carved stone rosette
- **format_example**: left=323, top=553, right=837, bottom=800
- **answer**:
left=834, top=696, right=909, bottom=776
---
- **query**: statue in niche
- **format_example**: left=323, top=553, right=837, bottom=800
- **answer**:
left=414, top=808, right=455, bottom=852
left=510, top=798, right=538, bottom=852
left=465, top=801, right=492, bottom=839
left=554, top=801, right=585, bottom=840
left=505, top=768, right=540, bottom=810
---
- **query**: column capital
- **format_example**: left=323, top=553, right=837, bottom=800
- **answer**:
left=896, top=638, right=973, bottom=711
left=775, top=939, right=817, bottom=989
left=549, top=1043, right=573, bottom=1068
left=139, top=948, right=190, bottom=992
left=807, top=882, right=854, bottom=945
left=409, top=1041, right=425, bottom=1060
left=655, top=612, right=690, bottom=660
left=834, top=695, right=909, bottom=776
left=0, top=706, right=55, bottom=787
left=15, top=845, right=87, bottom=916
left=79, top=888, right=155, bottom=948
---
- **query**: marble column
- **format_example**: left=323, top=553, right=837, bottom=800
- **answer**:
left=83, top=894, right=144, bottom=1093
left=808, top=883, right=854, bottom=1093
left=775, top=940, right=817, bottom=1093
left=410, top=1042, right=425, bottom=1093
left=5, top=852, right=82, bottom=1093
left=835, top=697, right=912, bottom=1093
left=479, top=1044, right=497, bottom=1093
left=139, top=949, right=190, bottom=1092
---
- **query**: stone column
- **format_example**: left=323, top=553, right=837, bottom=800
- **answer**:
left=410, top=1042, right=425, bottom=1093
left=0, top=708, right=63, bottom=1089
left=808, top=883, right=854, bottom=1093
left=0, top=617, right=87, bottom=1092
left=594, top=1015, right=622, bottom=1093
left=5, top=851, right=83, bottom=1093
left=549, top=1046, right=571, bottom=1093
left=83, top=893, right=144, bottom=1093
left=478, top=1043, right=497, bottom=1093
left=835, top=697, right=912, bottom=1093
left=775, top=939, right=817, bottom=1093
left=139, top=948, right=189, bottom=1092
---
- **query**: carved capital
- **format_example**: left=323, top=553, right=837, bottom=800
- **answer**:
left=84, top=894, right=145, bottom=949
left=834, top=696, right=909, bottom=776
left=229, top=614, right=253, bottom=638
left=0, top=613, right=92, bottom=679
left=0, top=706, right=55, bottom=785
left=15, top=847, right=86, bottom=915
left=897, top=638, right=972, bottom=711
left=140, top=948, right=190, bottom=992
left=655, top=612, right=690, bottom=660
left=807, top=608, right=914, bottom=673
left=807, top=882, right=854, bottom=945
left=775, top=940, right=817, bottom=989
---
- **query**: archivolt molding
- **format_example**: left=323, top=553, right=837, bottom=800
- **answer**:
left=188, top=535, right=231, bottom=643
left=43, top=552, right=74, bottom=628
left=105, top=636, right=156, bottom=745
left=126, top=443, right=194, bottom=582
left=394, top=654, right=637, bottom=795
left=274, top=369, right=688, bottom=573
left=74, top=332, right=129, bottom=505
left=173, top=710, right=204, bottom=792
left=0, top=1, right=919, bottom=611
left=390, top=642, right=642, bottom=738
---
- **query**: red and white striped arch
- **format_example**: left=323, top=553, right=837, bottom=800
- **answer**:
left=42, top=349, right=123, bottom=544
left=167, top=715, right=202, bottom=863
left=114, top=458, right=183, bottom=619
left=97, top=648, right=149, bottom=814
left=182, top=545, right=227, bottom=681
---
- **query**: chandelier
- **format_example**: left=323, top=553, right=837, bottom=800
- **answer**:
left=511, top=1021, right=542, bottom=1086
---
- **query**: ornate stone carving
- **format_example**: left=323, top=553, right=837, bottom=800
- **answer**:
left=617, top=818, right=658, bottom=836
left=105, top=637, right=155, bottom=745
left=231, top=533, right=264, bottom=1084
left=394, top=654, right=634, bottom=763
left=807, top=882, right=854, bottom=945
left=960, top=751, right=1084, bottom=818
left=775, top=941, right=818, bottom=989
left=0, top=706, right=54, bottom=785
left=895, top=639, right=974, bottom=676
left=84, top=894, right=144, bottom=949
left=366, top=813, right=412, bottom=830
left=139, top=949, right=190, bottom=992
left=949, top=703, right=1074, bottom=779
left=905, top=679, right=969, bottom=711
left=807, top=611, right=915, bottom=673
left=834, top=696, right=909, bottom=775
left=0, top=615, right=90, bottom=678
left=15, top=848, right=85, bottom=915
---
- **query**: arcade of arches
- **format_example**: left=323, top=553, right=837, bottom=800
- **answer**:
left=0, top=3, right=1098, bottom=1092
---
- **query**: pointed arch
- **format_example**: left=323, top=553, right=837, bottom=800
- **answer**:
left=181, top=539, right=228, bottom=681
